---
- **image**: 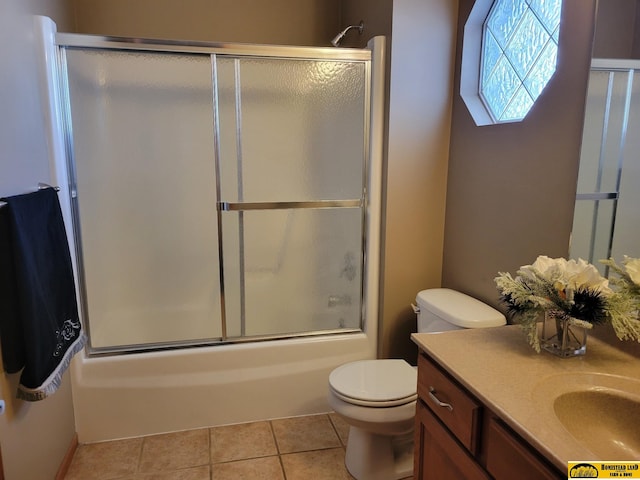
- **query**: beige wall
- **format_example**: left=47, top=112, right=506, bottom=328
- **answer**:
left=592, top=0, right=639, bottom=58
left=442, top=0, right=598, bottom=309
left=335, top=0, right=459, bottom=363
left=0, top=1, right=76, bottom=479
left=339, top=0, right=393, bottom=49
left=70, top=0, right=340, bottom=46
left=379, top=0, right=458, bottom=362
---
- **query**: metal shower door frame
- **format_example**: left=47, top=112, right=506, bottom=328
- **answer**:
left=55, top=33, right=374, bottom=355
left=574, top=59, right=639, bottom=266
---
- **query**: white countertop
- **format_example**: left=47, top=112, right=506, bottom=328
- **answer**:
left=412, top=325, right=640, bottom=470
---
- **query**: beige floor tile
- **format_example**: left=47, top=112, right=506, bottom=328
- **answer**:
left=271, top=414, right=341, bottom=453
left=138, top=429, right=209, bottom=473
left=210, top=421, right=277, bottom=463
left=281, top=448, right=354, bottom=480
left=328, top=412, right=350, bottom=446
left=211, top=456, right=284, bottom=480
left=129, top=465, right=211, bottom=480
left=64, top=437, right=142, bottom=480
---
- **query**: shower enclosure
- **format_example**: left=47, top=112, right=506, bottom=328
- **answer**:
left=571, top=59, right=640, bottom=268
left=57, top=35, right=375, bottom=354
left=32, top=16, right=384, bottom=441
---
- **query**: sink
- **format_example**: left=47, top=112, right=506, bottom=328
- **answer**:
left=533, top=372, right=640, bottom=460
left=554, top=390, right=640, bottom=459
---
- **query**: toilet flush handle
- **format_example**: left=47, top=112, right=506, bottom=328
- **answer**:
left=428, top=387, right=453, bottom=412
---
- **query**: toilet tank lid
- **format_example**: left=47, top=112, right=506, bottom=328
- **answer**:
left=416, top=288, right=506, bottom=328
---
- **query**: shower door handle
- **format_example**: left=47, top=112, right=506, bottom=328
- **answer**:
left=218, top=200, right=362, bottom=211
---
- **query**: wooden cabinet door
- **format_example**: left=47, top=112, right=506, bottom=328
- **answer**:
left=414, top=401, right=491, bottom=480
left=486, top=417, right=563, bottom=480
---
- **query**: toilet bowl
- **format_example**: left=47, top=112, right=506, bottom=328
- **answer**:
left=328, top=359, right=417, bottom=480
left=328, top=288, right=506, bottom=480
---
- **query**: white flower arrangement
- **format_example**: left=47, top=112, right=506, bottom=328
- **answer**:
left=602, top=256, right=640, bottom=298
left=495, top=255, right=640, bottom=352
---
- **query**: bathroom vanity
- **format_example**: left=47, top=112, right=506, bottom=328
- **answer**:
left=412, top=325, right=640, bottom=479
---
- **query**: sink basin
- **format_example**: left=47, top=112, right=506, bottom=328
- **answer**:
left=554, top=390, right=640, bottom=459
left=532, top=372, right=640, bottom=460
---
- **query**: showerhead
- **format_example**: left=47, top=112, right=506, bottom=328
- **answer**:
left=331, top=21, right=364, bottom=47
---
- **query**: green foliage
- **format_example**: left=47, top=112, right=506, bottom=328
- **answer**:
left=495, top=256, right=640, bottom=352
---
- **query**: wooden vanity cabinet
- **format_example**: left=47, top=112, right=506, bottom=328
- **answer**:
left=414, top=352, right=564, bottom=480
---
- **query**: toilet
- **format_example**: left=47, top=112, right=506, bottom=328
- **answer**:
left=328, top=288, right=506, bottom=480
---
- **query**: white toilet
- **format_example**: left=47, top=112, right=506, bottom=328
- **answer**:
left=328, top=288, right=506, bottom=480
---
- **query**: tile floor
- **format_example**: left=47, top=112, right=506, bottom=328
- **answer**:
left=64, top=413, right=367, bottom=480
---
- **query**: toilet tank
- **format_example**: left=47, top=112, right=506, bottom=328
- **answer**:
left=415, top=288, right=506, bottom=333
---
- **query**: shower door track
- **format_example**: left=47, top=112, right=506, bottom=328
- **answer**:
left=55, top=33, right=371, bottom=61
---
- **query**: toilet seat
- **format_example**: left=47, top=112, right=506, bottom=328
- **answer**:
left=329, top=360, right=417, bottom=407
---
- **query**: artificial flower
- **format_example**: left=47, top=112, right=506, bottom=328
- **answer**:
left=495, top=255, right=640, bottom=352
left=624, top=257, right=640, bottom=286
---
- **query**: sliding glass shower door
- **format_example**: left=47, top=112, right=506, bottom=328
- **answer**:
left=571, top=61, right=640, bottom=268
left=215, top=56, right=366, bottom=338
left=65, top=50, right=223, bottom=350
left=61, top=39, right=371, bottom=353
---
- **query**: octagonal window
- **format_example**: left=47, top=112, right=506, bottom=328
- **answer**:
left=480, top=0, right=562, bottom=123
left=460, top=0, right=563, bottom=126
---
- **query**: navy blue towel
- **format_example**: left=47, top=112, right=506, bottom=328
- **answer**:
left=0, top=188, right=85, bottom=401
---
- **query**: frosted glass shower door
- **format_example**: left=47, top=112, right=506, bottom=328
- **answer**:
left=65, top=50, right=222, bottom=350
left=571, top=65, right=640, bottom=266
left=215, top=56, right=368, bottom=338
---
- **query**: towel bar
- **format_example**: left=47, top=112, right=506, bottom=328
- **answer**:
left=0, top=184, right=60, bottom=209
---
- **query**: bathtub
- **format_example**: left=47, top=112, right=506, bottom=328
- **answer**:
left=71, top=331, right=376, bottom=443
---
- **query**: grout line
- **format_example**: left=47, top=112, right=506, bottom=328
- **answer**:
left=207, top=426, right=212, bottom=478
left=327, top=412, right=346, bottom=447
left=279, top=453, right=288, bottom=480
left=136, top=436, right=144, bottom=473
left=268, top=420, right=282, bottom=455
left=209, top=454, right=279, bottom=466
left=67, top=414, right=352, bottom=479
left=270, top=419, right=287, bottom=480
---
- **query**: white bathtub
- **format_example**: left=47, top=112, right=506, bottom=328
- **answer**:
left=71, top=331, right=376, bottom=443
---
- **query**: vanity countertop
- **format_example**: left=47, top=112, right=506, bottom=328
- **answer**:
left=412, top=325, right=640, bottom=470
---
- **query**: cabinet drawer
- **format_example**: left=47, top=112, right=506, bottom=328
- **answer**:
left=415, top=400, right=491, bottom=480
left=418, top=353, right=481, bottom=453
left=486, top=417, right=563, bottom=480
